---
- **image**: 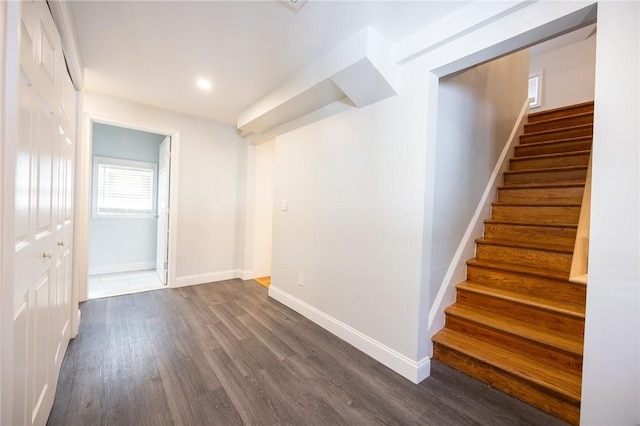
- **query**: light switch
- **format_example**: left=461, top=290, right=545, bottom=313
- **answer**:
left=280, top=199, right=288, bottom=211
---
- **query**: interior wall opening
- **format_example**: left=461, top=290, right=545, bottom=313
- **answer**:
left=423, top=10, right=598, bottom=361
left=87, top=122, right=171, bottom=299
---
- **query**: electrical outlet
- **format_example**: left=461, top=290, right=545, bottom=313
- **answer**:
left=298, top=272, right=304, bottom=287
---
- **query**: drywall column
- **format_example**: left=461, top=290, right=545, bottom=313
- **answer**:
left=251, top=140, right=274, bottom=278
left=241, top=140, right=275, bottom=280
left=580, top=2, right=640, bottom=425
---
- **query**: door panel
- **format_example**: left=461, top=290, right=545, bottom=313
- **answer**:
left=31, top=273, right=51, bottom=425
left=16, top=70, right=33, bottom=248
left=156, top=137, right=170, bottom=284
left=12, top=299, right=29, bottom=426
left=55, top=58, right=75, bottom=357
left=37, top=23, right=56, bottom=84
left=35, top=95, right=55, bottom=238
left=13, top=1, right=75, bottom=424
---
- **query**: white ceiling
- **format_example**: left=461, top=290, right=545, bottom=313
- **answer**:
left=70, top=1, right=470, bottom=125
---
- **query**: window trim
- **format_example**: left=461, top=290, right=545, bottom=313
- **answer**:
left=529, top=71, right=543, bottom=109
left=91, top=156, right=158, bottom=220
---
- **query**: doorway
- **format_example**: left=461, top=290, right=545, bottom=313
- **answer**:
left=87, top=123, right=172, bottom=299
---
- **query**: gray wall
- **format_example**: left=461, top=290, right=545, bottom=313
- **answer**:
left=89, top=123, right=165, bottom=274
left=429, top=50, right=529, bottom=306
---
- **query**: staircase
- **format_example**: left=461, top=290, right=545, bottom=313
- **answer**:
left=432, top=101, right=594, bottom=425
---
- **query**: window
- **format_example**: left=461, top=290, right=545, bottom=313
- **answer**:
left=528, top=71, right=543, bottom=109
left=92, top=156, right=157, bottom=218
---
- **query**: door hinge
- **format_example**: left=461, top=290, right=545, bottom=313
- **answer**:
left=164, top=262, right=168, bottom=270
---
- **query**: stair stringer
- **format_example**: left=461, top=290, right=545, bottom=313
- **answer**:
left=427, top=99, right=529, bottom=343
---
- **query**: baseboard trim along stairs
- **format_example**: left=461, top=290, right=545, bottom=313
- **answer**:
left=432, top=101, right=593, bottom=425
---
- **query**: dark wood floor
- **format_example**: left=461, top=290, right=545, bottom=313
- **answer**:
left=48, top=279, right=569, bottom=426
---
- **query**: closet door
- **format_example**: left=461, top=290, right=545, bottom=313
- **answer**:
left=52, top=58, right=76, bottom=377
left=13, top=1, right=74, bottom=424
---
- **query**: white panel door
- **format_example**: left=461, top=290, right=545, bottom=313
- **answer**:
left=156, top=136, right=170, bottom=284
left=51, top=53, right=76, bottom=378
left=13, top=1, right=74, bottom=424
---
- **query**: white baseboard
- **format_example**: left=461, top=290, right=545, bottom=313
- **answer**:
left=241, top=270, right=253, bottom=280
left=89, top=261, right=155, bottom=276
left=173, top=270, right=242, bottom=288
left=268, top=285, right=431, bottom=384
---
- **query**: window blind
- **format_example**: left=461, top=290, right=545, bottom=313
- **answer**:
left=528, top=73, right=541, bottom=108
left=97, top=163, right=154, bottom=214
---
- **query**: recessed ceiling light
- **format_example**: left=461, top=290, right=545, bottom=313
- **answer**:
left=196, top=78, right=212, bottom=91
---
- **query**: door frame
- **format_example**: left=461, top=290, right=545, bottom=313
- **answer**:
left=1, top=1, right=20, bottom=422
left=156, top=136, right=170, bottom=284
left=76, top=114, right=180, bottom=302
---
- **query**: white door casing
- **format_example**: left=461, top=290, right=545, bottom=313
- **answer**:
left=156, top=136, right=170, bottom=284
left=13, top=1, right=75, bottom=424
left=79, top=115, right=180, bottom=298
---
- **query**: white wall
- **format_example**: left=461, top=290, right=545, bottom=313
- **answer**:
left=84, top=93, right=246, bottom=285
left=89, top=123, right=164, bottom=274
left=580, top=2, right=639, bottom=425
left=430, top=50, right=528, bottom=308
left=270, top=61, right=432, bottom=380
left=530, top=34, right=596, bottom=112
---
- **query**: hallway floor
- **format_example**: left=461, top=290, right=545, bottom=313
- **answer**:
left=49, top=279, right=568, bottom=425
left=88, top=270, right=164, bottom=299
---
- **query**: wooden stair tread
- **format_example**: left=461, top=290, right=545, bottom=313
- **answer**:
left=456, top=281, right=585, bottom=320
left=491, top=201, right=582, bottom=211
left=433, top=329, right=582, bottom=403
left=485, top=219, right=578, bottom=229
left=526, top=111, right=593, bottom=124
left=466, top=258, right=571, bottom=281
left=492, top=201, right=581, bottom=207
left=520, top=125, right=593, bottom=146
left=524, top=112, right=594, bottom=133
left=514, top=135, right=592, bottom=149
left=445, top=302, right=584, bottom=353
left=497, top=182, right=584, bottom=190
left=506, top=180, right=587, bottom=187
left=503, top=165, right=587, bottom=176
left=476, top=237, right=574, bottom=254
left=510, top=150, right=591, bottom=162
left=528, top=101, right=594, bottom=121
left=522, top=123, right=593, bottom=138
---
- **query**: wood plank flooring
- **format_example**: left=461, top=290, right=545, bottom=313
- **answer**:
left=47, top=279, right=569, bottom=426
left=254, top=276, right=271, bottom=288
